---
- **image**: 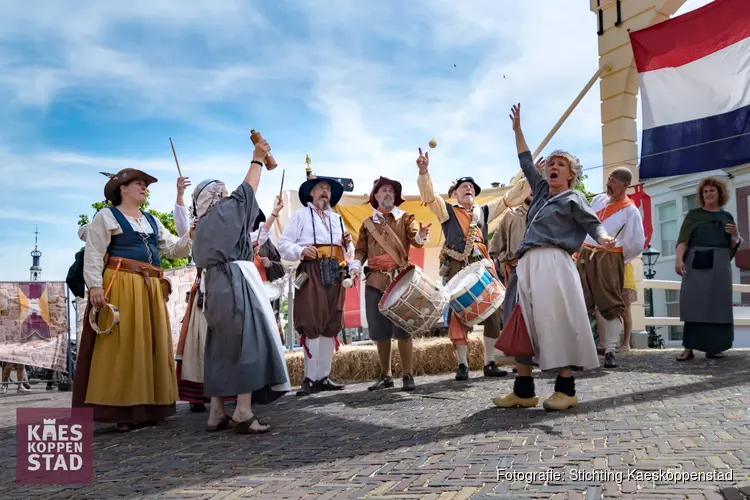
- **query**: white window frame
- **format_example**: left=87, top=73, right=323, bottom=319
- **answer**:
left=657, top=201, right=678, bottom=258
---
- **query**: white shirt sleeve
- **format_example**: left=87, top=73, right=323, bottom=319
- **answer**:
left=277, top=210, right=306, bottom=261
left=621, top=206, right=646, bottom=264
left=83, top=210, right=118, bottom=289
left=173, top=204, right=190, bottom=237
left=257, top=225, right=270, bottom=246
left=155, top=216, right=193, bottom=259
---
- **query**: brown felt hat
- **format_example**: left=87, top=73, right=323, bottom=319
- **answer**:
left=102, top=169, right=158, bottom=203
left=369, top=176, right=405, bottom=209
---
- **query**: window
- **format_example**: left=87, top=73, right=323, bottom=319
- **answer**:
left=665, top=289, right=682, bottom=341
left=658, top=202, right=678, bottom=257
left=682, top=194, right=699, bottom=212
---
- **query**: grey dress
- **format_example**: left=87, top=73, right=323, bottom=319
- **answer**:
left=193, top=181, right=289, bottom=403
left=679, top=209, right=736, bottom=354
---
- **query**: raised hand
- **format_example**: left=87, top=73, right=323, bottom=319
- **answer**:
left=509, top=103, right=522, bottom=132
left=535, top=157, right=545, bottom=172
left=177, top=177, right=191, bottom=196
left=416, top=147, right=430, bottom=173
left=418, top=222, right=432, bottom=240
left=252, top=139, right=271, bottom=164
left=273, top=195, right=284, bottom=215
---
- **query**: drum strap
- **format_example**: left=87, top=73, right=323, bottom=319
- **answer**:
left=363, top=218, right=409, bottom=269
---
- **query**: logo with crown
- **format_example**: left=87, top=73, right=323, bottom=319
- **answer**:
left=41, top=418, right=57, bottom=440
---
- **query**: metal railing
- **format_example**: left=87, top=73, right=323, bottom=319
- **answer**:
left=643, top=279, right=750, bottom=327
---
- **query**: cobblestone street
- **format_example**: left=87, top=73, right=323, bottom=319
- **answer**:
left=3, top=349, right=750, bottom=499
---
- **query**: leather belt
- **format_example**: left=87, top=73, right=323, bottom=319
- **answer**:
left=315, top=245, right=345, bottom=262
left=106, top=257, right=166, bottom=299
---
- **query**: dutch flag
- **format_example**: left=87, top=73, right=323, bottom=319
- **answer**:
left=630, top=0, right=750, bottom=179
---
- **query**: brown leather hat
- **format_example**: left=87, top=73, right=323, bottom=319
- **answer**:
left=102, top=169, right=158, bottom=203
left=369, top=176, right=405, bottom=209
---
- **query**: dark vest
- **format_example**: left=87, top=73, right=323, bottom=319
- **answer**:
left=441, top=201, right=489, bottom=254
left=108, top=207, right=161, bottom=267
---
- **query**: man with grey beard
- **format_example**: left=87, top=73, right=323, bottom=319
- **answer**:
left=350, top=177, right=432, bottom=392
left=416, top=148, right=530, bottom=381
left=278, top=176, right=355, bottom=397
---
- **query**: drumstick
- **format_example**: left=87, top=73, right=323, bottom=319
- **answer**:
left=279, top=169, right=285, bottom=198
left=169, top=137, right=183, bottom=177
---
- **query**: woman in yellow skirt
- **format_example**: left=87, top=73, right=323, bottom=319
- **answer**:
left=72, top=168, right=193, bottom=432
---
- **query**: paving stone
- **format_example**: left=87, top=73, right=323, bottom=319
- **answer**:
left=3, top=349, right=750, bottom=498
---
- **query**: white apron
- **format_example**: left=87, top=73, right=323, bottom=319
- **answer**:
left=181, top=296, right=208, bottom=383
left=234, top=260, right=292, bottom=394
left=516, top=247, right=600, bottom=371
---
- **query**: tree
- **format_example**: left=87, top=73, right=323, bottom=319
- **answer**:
left=78, top=192, right=188, bottom=269
left=575, top=174, right=596, bottom=203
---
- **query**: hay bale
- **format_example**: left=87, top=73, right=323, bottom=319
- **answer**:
left=284, top=335, right=491, bottom=386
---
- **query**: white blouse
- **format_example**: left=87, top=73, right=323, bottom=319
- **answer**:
left=278, top=203, right=355, bottom=262
left=83, top=208, right=192, bottom=289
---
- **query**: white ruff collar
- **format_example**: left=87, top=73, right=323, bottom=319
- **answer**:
left=373, top=206, right=404, bottom=223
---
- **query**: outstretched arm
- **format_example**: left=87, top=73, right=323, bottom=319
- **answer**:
left=416, top=148, right=450, bottom=224
left=244, top=139, right=270, bottom=192
left=509, top=104, right=545, bottom=192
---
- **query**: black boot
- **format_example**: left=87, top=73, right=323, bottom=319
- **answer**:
left=604, top=352, right=616, bottom=368
left=368, top=376, right=394, bottom=391
left=455, top=363, right=469, bottom=381
left=483, top=361, right=508, bottom=377
left=296, top=378, right=316, bottom=397
left=402, top=374, right=416, bottom=391
left=316, top=377, right=345, bottom=391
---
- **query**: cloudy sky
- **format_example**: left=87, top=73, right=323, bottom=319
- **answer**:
left=0, top=0, right=711, bottom=283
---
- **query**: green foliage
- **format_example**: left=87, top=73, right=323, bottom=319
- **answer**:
left=77, top=191, right=188, bottom=269
left=280, top=299, right=289, bottom=322
left=575, top=174, right=596, bottom=203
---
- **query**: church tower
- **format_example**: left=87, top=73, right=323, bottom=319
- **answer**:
left=30, top=225, right=42, bottom=282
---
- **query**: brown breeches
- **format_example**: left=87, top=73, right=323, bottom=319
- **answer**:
left=576, top=246, right=625, bottom=321
left=293, top=260, right=345, bottom=340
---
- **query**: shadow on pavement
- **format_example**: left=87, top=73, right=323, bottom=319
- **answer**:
left=2, top=350, right=747, bottom=498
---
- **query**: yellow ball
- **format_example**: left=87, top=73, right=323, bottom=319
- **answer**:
left=429, top=138, right=438, bottom=148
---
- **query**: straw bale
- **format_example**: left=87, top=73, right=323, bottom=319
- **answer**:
left=284, top=334, right=513, bottom=386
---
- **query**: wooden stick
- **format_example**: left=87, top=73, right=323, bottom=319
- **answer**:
left=508, top=64, right=612, bottom=186
left=279, top=169, right=285, bottom=198
left=169, top=137, right=183, bottom=177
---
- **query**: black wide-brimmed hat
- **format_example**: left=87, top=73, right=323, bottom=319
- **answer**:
left=298, top=176, right=344, bottom=207
left=369, top=176, right=405, bottom=209
left=253, top=209, right=266, bottom=232
left=448, top=176, right=481, bottom=198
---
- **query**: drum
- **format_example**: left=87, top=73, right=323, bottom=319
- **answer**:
left=445, top=261, right=505, bottom=327
left=263, top=280, right=284, bottom=302
left=378, top=265, right=450, bottom=335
